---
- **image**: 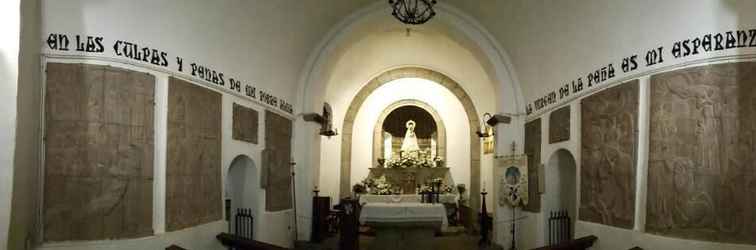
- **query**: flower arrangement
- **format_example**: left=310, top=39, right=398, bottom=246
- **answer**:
left=418, top=178, right=454, bottom=194
left=384, top=149, right=441, bottom=169
left=360, top=175, right=394, bottom=195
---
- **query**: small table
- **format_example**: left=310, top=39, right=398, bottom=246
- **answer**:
left=359, top=203, right=446, bottom=250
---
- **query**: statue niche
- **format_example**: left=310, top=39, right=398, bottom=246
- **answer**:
left=369, top=104, right=452, bottom=194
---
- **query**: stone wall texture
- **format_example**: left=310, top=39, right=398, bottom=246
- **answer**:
left=232, top=103, right=259, bottom=144
left=549, top=106, right=570, bottom=144
left=579, top=80, right=638, bottom=229
left=647, top=62, right=756, bottom=244
left=166, top=77, right=222, bottom=231
left=44, top=63, right=154, bottom=241
left=524, top=118, right=541, bottom=212
left=264, top=110, right=293, bottom=211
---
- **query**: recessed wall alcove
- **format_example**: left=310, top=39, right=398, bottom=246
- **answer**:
left=372, top=100, right=446, bottom=167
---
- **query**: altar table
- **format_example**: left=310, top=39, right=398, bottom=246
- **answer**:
left=359, top=194, right=457, bottom=204
left=359, top=203, right=446, bottom=250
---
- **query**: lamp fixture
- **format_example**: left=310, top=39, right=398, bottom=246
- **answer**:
left=303, top=103, right=338, bottom=137
left=476, top=113, right=512, bottom=138
left=476, top=113, right=495, bottom=138
left=389, top=0, right=438, bottom=25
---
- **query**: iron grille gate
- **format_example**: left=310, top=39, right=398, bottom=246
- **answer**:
left=234, top=208, right=254, bottom=240
left=548, top=210, right=571, bottom=246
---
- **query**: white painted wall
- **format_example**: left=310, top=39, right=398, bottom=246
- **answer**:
left=448, top=1, right=756, bottom=249
left=0, top=1, right=21, bottom=248
left=349, top=78, right=471, bottom=190
left=454, top=0, right=756, bottom=114
left=31, top=57, right=292, bottom=249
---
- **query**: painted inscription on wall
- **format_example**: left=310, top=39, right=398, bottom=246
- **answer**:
left=579, top=80, right=638, bottom=229
left=45, top=33, right=294, bottom=114
left=647, top=62, right=756, bottom=244
left=527, top=28, right=756, bottom=115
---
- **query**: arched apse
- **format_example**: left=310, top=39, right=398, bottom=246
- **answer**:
left=226, top=155, right=260, bottom=238
left=339, top=68, right=481, bottom=209
left=543, top=149, right=577, bottom=241
left=372, top=99, right=446, bottom=168
left=290, top=3, right=525, bottom=235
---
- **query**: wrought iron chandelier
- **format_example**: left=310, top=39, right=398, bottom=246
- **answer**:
left=389, top=0, right=438, bottom=25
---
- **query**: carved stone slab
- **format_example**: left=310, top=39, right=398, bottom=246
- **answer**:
left=166, top=77, right=222, bottom=231
left=549, top=106, right=570, bottom=143
left=232, top=103, right=259, bottom=144
left=523, top=118, right=541, bottom=212
left=579, top=80, right=638, bottom=229
left=647, top=62, right=756, bottom=244
left=265, top=110, right=293, bottom=211
left=44, top=63, right=154, bottom=241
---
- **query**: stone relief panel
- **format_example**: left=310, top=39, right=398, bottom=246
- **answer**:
left=523, top=118, right=541, bottom=212
left=647, top=62, right=756, bottom=244
left=549, top=106, right=570, bottom=144
left=579, top=80, right=638, bottom=229
left=44, top=63, right=154, bottom=241
left=232, top=103, right=259, bottom=144
left=264, top=110, right=293, bottom=211
left=166, top=77, right=222, bottom=231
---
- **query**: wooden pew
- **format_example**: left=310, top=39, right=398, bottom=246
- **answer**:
left=530, top=235, right=598, bottom=250
left=216, top=233, right=289, bottom=250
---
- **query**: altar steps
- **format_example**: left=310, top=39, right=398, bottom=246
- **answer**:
left=357, top=225, right=468, bottom=237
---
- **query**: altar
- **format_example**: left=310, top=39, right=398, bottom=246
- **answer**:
left=359, top=203, right=446, bottom=250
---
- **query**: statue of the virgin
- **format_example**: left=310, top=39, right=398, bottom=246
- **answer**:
left=401, top=120, right=420, bottom=152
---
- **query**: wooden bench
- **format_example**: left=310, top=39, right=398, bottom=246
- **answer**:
left=531, top=235, right=598, bottom=250
left=165, top=245, right=187, bottom=250
left=216, top=233, right=289, bottom=250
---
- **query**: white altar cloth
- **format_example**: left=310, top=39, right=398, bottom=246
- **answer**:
left=359, top=203, right=448, bottom=228
left=359, top=194, right=457, bottom=204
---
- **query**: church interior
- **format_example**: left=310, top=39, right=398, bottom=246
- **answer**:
left=2, top=0, right=756, bottom=249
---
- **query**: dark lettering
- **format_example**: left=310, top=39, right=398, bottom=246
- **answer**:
left=725, top=31, right=736, bottom=49
left=737, top=30, right=748, bottom=48
left=176, top=57, right=184, bottom=72
left=702, top=34, right=712, bottom=51
left=714, top=33, right=724, bottom=50
left=691, top=38, right=701, bottom=55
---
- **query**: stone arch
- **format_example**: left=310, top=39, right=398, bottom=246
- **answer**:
left=372, top=99, right=447, bottom=167
left=340, top=67, right=482, bottom=209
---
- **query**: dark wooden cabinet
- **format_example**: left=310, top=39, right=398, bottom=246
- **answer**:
left=310, top=196, right=331, bottom=243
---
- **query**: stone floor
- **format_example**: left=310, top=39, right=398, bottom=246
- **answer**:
left=296, top=234, right=504, bottom=250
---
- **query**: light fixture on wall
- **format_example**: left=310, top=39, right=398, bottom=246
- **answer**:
left=476, top=113, right=511, bottom=138
left=389, top=0, right=438, bottom=25
left=303, top=103, right=338, bottom=137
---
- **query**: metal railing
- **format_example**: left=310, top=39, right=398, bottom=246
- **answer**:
left=548, top=210, right=572, bottom=246
left=234, top=208, right=254, bottom=240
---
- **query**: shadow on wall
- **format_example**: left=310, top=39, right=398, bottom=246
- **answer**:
left=543, top=149, right=577, bottom=241
left=226, top=155, right=260, bottom=239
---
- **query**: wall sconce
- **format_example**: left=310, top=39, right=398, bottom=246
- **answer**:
left=477, top=113, right=511, bottom=137
left=303, top=103, right=339, bottom=137
left=477, top=113, right=511, bottom=154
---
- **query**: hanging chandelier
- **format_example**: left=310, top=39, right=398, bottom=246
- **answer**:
left=389, top=0, right=438, bottom=25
